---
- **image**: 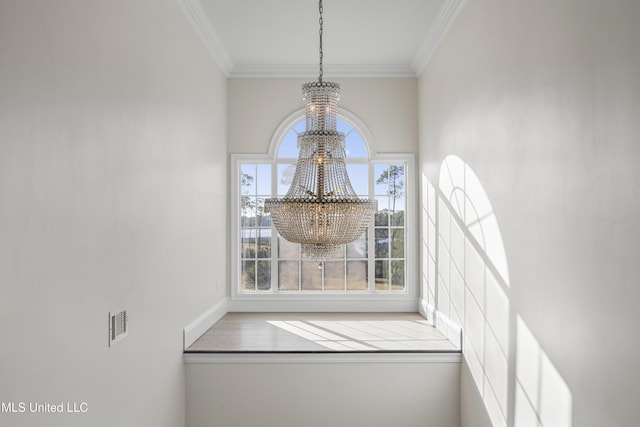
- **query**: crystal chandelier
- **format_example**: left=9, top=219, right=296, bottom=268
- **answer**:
left=264, top=0, right=376, bottom=261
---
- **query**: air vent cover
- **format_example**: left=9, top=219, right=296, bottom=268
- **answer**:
left=109, top=309, right=128, bottom=346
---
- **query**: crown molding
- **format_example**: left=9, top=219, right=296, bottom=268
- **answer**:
left=177, top=0, right=466, bottom=79
left=176, top=0, right=234, bottom=76
left=229, top=63, right=417, bottom=79
left=412, top=0, right=468, bottom=76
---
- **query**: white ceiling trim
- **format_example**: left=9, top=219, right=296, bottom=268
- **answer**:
left=412, top=0, right=468, bottom=76
left=230, top=64, right=416, bottom=79
left=178, top=0, right=467, bottom=79
left=176, top=0, right=234, bottom=76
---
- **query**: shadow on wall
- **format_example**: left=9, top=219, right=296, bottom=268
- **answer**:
left=515, top=316, right=572, bottom=427
left=421, top=155, right=572, bottom=427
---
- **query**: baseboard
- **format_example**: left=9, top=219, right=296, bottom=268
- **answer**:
left=183, top=298, right=229, bottom=350
left=419, top=300, right=462, bottom=349
left=434, top=310, right=463, bottom=349
left=418, top=299, right=435, bottom=322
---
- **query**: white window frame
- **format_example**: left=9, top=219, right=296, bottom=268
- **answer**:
left=229, top=108, right=417, bottom=312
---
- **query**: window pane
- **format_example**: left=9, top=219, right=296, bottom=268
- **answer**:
left=257, top=164, right=271, bottom=195
left=323, top=261, right=345, bottom=291
left=347, top=164, right=368, bottom=195
left=375, top=197, right=389, bottom=226
left=390, top=229, right=404, bottom=258
left=375, top=163, right=405, bottom=197
left=391, top=260, right=405, bottom=290
left=387, top=164, right=405, bottom=196
left=375, top=260, right=389, bottom=291
left=375, top=228, right=389, bottom=258
left=258, top=213, right=271, bottom=227
left=277, top=129, right=299, bottom=158
left=241, top=197, right=256, bottom=227
left=336, top=117, right=351, bottom=134
left=241, top=229, right=256, bottom=258
left=241, top=164, right=256, bottom=195
left=242, top=260, right=255, bottom=291
left=346, top=233, right=367, bottom=258
left=301, top=261, right=323, bottom=291
left=257, top=231, right=271, bottom=258
left=279, top=236, right=299, bottom=258
left=256, top=261, right=271, bottom=290
left=256, top=198, right=271, bottom=227
left=374, top=164, right=389, bottom=195
left=293, top=119, right=305, bottom=133
left=347, top=261, right=368, bottom=290
left=278, top=163, right=296, bottom=196
left=345, top=131, right=368, bottom=158
left=390, top=195, right=405, bottom=226
left=278, top=261, right=299, bottom=291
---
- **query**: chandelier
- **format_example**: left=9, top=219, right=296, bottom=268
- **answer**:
left=264, top=0, right=376, bottom=262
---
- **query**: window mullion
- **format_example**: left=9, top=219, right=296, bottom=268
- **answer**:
left=298, top=249, right=302, bottom=292
left=271, top=162, right=278, bottom=293
left=368, top=161, right=375, bottom=293
left=343, top=255, right=347, bottom=292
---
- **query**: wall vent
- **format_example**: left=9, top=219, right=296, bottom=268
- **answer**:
left=109, top=309, right=128, bottom=347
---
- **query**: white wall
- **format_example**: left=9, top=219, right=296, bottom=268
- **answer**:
left=186, top=359, right=460, bottom=427
left=0, top=1, right=227, bottom=426
left=228, top=78, right=418, bottom=155
left=419, top=0, right=640, bottom=426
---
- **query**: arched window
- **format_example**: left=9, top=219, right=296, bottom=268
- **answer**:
left=231, top=111, right=415, bottom=309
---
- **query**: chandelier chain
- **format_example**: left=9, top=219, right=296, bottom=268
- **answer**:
left=319, top=0, right=323, bottom=83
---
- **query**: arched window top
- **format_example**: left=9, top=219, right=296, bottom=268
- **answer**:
left=269, top=109, right=375, bottom=160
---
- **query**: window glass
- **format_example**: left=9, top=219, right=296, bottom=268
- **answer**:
left=345, top=131, right=368, bottom=158
left=347, top=261, right=368, bottom=291
left=236, top=117, right=407, bottom=294
left=346, top=164, right=368, bottom=195
left=277, top=129, right=299, bottom=158
left=278, top=261, right=299, bottom=291
left=324, top=261, right=345, bottom=291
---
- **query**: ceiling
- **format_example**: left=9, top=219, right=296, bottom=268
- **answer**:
left=179, top=0, right=466, bottom=78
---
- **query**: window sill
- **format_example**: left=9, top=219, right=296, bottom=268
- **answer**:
left=228, top=293, right=419, bottom=312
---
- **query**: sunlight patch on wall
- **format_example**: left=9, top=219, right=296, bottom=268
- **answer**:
left=421, top=155, right=573, bottom=427
left=421, top=173, right=438, bottom=313
left=515, top=316, right=573, bottom=427
left=439, top=156, right=510, bottom=287
left=436, top=155, right=510, bottom=427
